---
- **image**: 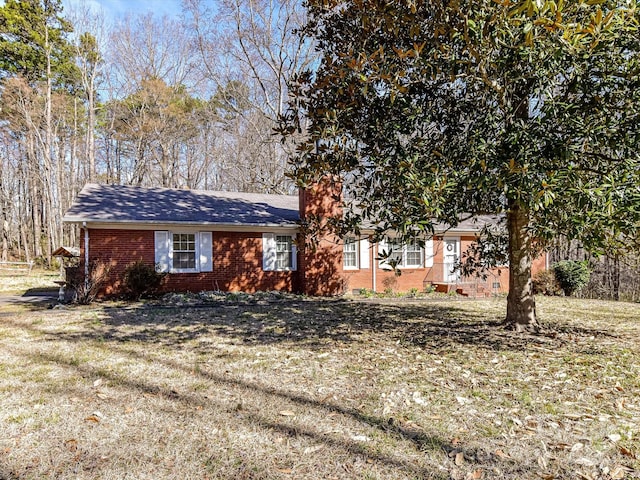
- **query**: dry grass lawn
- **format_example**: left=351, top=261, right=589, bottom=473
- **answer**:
left=0, top=292, right=639, bottom=479
left=0, top=270, right=60, bottom=295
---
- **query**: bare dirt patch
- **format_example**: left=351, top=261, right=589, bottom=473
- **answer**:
left=0, top=296, right=638, bottom=479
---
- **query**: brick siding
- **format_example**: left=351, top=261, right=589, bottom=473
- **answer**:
left=81, top=229, right=299, bottom=297
left=341, top=235, right=512, bottom=294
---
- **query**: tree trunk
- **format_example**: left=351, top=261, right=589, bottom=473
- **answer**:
left=613, top=254, right=620, bottom=301
left=1, top=219, right=8, bottom=262
left=505, top=200, right=539, bottom=332
left=87, top=74, right=96, bottom=182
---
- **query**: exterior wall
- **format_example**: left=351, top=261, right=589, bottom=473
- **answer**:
left=342, top=235, right=511, bottom=294
left=298, top=180, right=345, bottom=295
left=297, top=234, right=344, bottom=296
left=77, top=173, right=549, bottom=298
left=80, top=228, right=299, bottom=297
left=531, top=251, right=548, bottom=276
left=79, top=225, right=546, bottom=298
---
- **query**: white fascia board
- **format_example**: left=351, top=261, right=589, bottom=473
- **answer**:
left=67, top=219, right=299, bottom=234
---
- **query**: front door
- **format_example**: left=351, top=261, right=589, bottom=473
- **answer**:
left=443, top=237, right=460, bottom=282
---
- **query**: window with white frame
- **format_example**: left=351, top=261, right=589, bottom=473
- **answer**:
left=404, top=239, right=424, bottom=267
left=380, top=237, right=425, bottom=269
left=388, top=239, right=404, bottom=265
left=172, top=233, right=196, bottom=270
left=276, top=235, right=293, bottom=270
left=263, top=233, right=297, bottom=271
left=343, top=237, right=358, bottom=269
left=154, top=231, right=212, bottom=273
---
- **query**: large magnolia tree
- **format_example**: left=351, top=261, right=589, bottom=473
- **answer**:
left=283, top=0, right=640, bottom=330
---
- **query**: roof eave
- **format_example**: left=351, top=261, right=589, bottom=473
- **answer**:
left=63, top=217, right=300, bottom=230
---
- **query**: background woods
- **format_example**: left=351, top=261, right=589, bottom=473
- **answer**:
left=0, top=0, right=314, bottom=265
left=1, top=0, right=638, bottom=306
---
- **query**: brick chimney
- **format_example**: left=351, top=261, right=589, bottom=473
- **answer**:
left=298, top=177, right=343, bottom=222
left=297, top=177, right=345, bottom=296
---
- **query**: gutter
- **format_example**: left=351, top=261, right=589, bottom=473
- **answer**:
left=62, top=217, right=300, bottom=231
left=83, top=222, right=89, bottom=291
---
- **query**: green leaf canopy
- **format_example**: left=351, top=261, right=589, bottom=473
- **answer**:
left=284, top=0, right=640, bottom=328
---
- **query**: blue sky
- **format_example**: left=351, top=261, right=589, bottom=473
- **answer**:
left=63, top=0, right=183, bottom=21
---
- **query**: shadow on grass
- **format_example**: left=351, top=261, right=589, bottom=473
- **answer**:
left=0, top=288, right=57, bottom=312
left=0, top=301, right=537, bottom=479
left=0, top=462, right=21, bottom=480
left=59, top=297, right=616, bottom=353
left=0, top=298, right=618, bottom=478
left=2, top=339, right=453, bottom=479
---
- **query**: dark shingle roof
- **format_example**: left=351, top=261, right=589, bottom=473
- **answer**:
left=64, top=184, right=502, bottom=234
left=63, top=184, right=299, bottom=227
left=435, top=215, right=504, bottom=233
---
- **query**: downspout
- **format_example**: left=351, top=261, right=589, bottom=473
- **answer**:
left=83, top=222, right=89, bottom=290
left=372, top=239, right=376, bottom=292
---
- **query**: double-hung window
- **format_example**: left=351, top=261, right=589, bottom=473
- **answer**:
left=263, top=233, right=297, bottom=271
left=276, top=235, right=294, bottom=270
left=154, top=231, right=212, bottom=273
left=380, top=237, right=425, bottom=269
left=388, top=239, right=405, bottom=266
left=404, top=239, right=424, bottom=268
left=172, top=233, right=196, bottom=270
left=343, top=237, right=358, bottom=269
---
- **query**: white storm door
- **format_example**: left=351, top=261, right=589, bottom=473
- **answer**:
left=443, top=237, right=460, bottom=282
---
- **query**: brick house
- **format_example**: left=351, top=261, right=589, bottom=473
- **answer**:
left=63, top=183, right=547, bottom=297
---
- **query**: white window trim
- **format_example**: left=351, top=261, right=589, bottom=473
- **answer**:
left=155, top=230, right=213, bottom=274
left=263, top=233, right=297, bottom=272
left=275, top=235, right=294, bottom=271
left=171, top=232, right=199, bottom=273
left=403, top=239, right=424, bottom=268
left=379, top=237, right=426, bottom=270
left=343, top=237, right=359, bottom=270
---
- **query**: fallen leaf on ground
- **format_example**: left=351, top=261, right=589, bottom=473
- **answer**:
left=610, top=466, right=626, bottom=479
left=619, top=446, right=636, bottom=458
left=64, top=439, right=77, bottom=452
left=455, top=452, right=464, bottom=466
left=85, top=415, right=100, bottom=423
left=466, top=469, right=482, bottom=479
left=575, top=472, right=593, bottom=480
left=303, top=445, right=324, bottom=455
left=494, top=449, right=510, bottom=459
